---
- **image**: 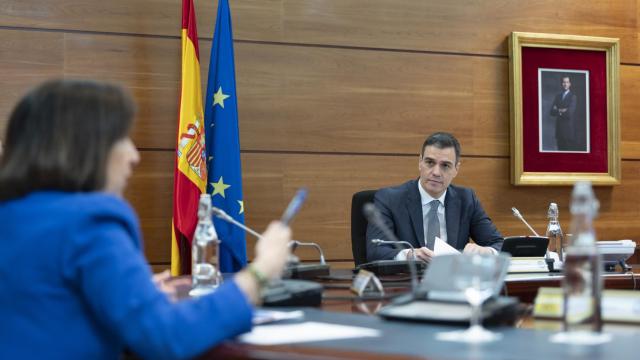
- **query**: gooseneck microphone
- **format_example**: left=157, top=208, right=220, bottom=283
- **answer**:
left=289, top=240, right=327, bottom=265
left=371, top=239, right=416, bottom=259
left=211, top=206, right=263, bottom=239
left=212, top=205, right=328, bottom=279
left=363, top=203, right=419, bottom=298
left=512, top=206, right=552, bottom=263
left=511, top=207, right=540, bottom=237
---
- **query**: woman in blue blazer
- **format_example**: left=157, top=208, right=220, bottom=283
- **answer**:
left=0, top=79, right=291, bottom=360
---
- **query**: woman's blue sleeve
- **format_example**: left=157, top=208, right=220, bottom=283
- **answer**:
left=61, top=216, right=253, bottom=360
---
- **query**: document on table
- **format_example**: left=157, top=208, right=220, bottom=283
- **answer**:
left=252, top=310, right=304, bottom=325
left=239, top=321, right=381, bottom=345
left=434, top=236, right=460, bottom=256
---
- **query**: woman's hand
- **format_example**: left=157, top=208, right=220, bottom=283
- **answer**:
left=234, top=221, right=291, bottom=304
left=251, top=221, right=292, bottom=280
left=153, top=270, right=191, bottom=302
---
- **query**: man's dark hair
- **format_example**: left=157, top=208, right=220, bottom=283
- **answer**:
left=420, top=132, right=461, bottom=163
left=0, top=79, right=135, bottom=201
left=562, top=75, right=571, bottom=82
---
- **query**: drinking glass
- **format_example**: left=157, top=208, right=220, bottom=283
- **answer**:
left=436, top=253, right=506, bottom=343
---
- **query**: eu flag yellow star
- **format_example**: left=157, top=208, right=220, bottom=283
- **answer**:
left=212, top=86, right=230, bottom=109
left=211, top=176, right=231, bottom=198
left=237, top=200, right=244, bottom=214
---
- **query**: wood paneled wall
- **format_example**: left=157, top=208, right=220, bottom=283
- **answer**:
left=2, top=1, right=640, bottom=268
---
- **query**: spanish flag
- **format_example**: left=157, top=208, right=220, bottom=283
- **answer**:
left=171, top=0, right=207, bottom=275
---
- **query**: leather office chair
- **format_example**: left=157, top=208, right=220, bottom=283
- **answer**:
left=350, top=190, right=377, bottom=266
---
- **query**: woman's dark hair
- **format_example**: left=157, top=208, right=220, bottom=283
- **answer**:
left=0, top=79, right=135, bottom=201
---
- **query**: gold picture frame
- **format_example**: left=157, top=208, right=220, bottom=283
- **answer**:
left=509, top=32, right=620, bottom=186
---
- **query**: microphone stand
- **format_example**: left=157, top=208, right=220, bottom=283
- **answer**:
left=371, top=239, right=418, bottom=293
left=286, top=240, right=330, bottom=279
left=512, top=206, right=554, bottom=269
left=211, top=206, right=263, bottom=239
left=289, top=240, right=327, bottom=265
left=363, top=203, right=420, bottom=300
left=511, top=207, right=540, bottom=237
left=210, top=206, right=324, bottom=306
left=212, top=206, right=329, bottom=278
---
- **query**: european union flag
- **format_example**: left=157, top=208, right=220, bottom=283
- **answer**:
left=204, top=0, right=246, bottom=272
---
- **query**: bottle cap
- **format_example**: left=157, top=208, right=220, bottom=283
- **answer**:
left=548, top=202, right=558, bottom=218
left=570, top=181, right=599, bottom=217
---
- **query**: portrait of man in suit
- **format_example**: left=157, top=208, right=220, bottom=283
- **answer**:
left=539, top=70, right=589, bottom=152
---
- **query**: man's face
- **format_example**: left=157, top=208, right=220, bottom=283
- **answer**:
left=561, top=77, right=571, bottom=91
left=418, top=145, right=459, bottom=198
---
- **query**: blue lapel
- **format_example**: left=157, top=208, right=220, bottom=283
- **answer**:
left=445, top=186, right=461, bottom=249
left=406, top=180, right=425, bottom=247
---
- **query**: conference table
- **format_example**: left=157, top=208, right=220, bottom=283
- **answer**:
left=200, top=267, right=640, bottom=360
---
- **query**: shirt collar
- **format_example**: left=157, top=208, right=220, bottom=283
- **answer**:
left=417, top=181, right=446, bottom=207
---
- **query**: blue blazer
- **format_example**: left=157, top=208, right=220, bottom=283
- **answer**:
left=0, top=192, right=253, bottom=360
left=365, top=180, right=503, bottom=261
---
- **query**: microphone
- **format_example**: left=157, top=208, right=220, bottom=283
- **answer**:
left=210, top=206, right=324, bottom=306
left=512, top=207, right=554, bottom=265
left=212, top=205, right=329, bottom=279
left=286, top=240, right=330, bottom=279
left=211, top=206, right=263, bottom=239
left=371, top=239, right=416, bottom=260
left=511, top=207, right=540, bottom=236
left=363, top=203, right=419, bottom=298
left=289, top=240, right=327, bottom=265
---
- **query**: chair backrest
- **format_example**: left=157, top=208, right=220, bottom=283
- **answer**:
left=350, top=190, right=377, bottom=266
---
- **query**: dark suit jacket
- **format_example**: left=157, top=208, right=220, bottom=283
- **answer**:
left=365, top=179, right=503, bottom=261
left=549, top=90, right=577, bottom=120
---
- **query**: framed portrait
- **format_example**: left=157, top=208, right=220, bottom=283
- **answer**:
left=509, top=32, right=620, bottom=185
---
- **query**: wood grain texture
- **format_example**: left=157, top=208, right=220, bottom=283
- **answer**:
left=2, top=30, right=639, bottom=159
left=133, top=151, right=640, bottom=263
left=0, top=30, right=64, bottom=136
left=56, top=32, right=511, bottom=155
left=124, top=150, right=174, bottom=263
left=1, top=1, right=638, bottom=62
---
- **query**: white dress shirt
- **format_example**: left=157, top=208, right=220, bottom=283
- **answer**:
left=395, top=182, right=447, bottom=260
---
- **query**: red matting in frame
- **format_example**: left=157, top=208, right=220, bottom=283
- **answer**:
left=521, top=47, right=607, bottom=173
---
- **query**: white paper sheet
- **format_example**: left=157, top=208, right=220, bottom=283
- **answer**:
left=238, top=321, right=381, bottom=345
left=252, top=310, right=304, bottom=325
left=434, top=236, right=460, bottom=256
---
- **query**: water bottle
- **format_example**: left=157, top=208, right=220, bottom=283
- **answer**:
left=189, top=194, right=223, bottom=296
left=562, top=181, right=602, bottom=333
left=545, top=202, right=565, bottom=265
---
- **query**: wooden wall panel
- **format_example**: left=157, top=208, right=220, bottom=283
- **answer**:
left=48, top=32, right=512, bottom=155
left=237, top=44, right=510, bottom=156
left=1, top=1, right=638, bottom=63
left=4, top=30, right=639, bottom=159
left=0, top=30, right=64, bottom=135
left=124, top=150, right=174, bottom=263
left=621, top=65, right=640, bottom=159
left=63, top=33, right=185, bottom=150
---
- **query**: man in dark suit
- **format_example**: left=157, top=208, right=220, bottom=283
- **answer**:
left=366, top=132, right=503, bottom=262
left=549, top=75, right=577, bottom=151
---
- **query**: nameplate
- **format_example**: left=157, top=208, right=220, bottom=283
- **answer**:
left=533, top=287, right=640, bottom=324
left=351, top=269, right=384, bottom=297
